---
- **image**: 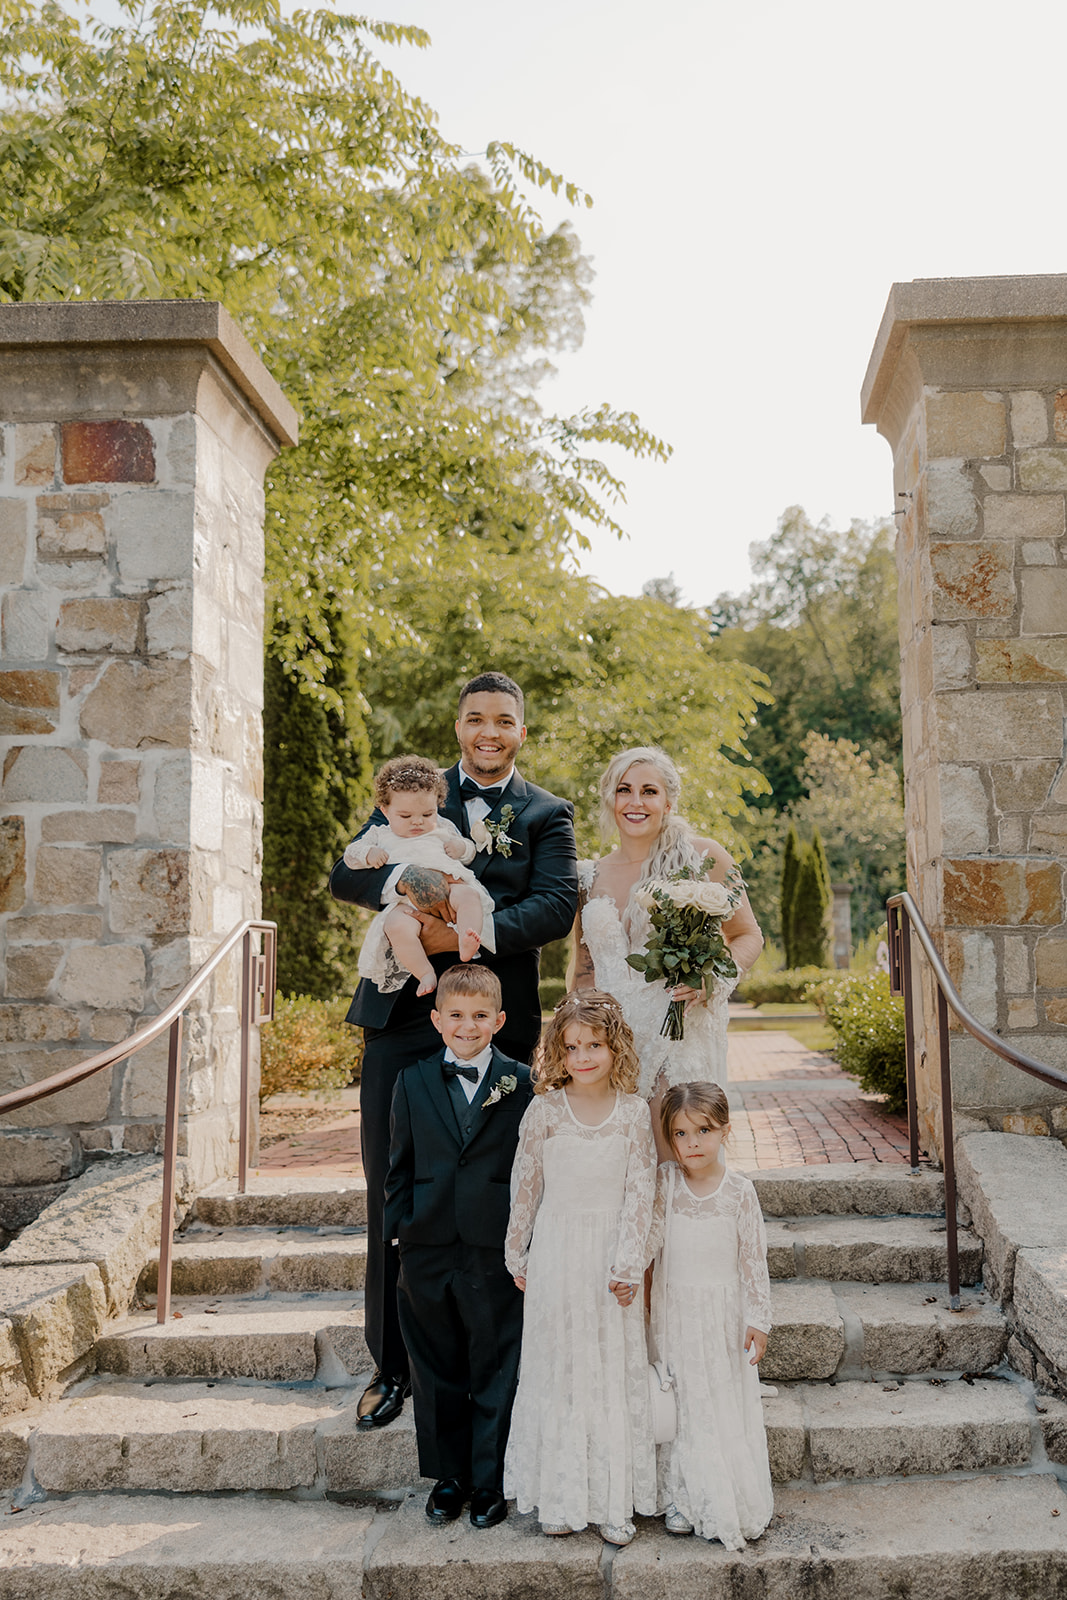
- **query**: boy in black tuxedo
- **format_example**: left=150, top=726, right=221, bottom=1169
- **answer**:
left=384, top=963, right=533, bottom=1529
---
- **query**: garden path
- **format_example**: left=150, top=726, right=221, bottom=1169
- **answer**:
left=255, top=1029, right=912, bottom=1177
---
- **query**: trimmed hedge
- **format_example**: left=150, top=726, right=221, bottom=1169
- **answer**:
left=736, top=966, right=838, bottom=1006
left=259, top=994, right=364, bottom=1103
left=538, top=976, right=568, bottom=1013
left=808, top=970, right=907, bottom=1113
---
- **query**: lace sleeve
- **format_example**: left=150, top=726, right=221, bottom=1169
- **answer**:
left=505, top=1098, right=546, bottom=1278
left=645, top=1161, right=670, bottom=1262
left=736, top=1175, right=772, bottom=1333
left=343, top=824, right=387, bottom=870
left=437, top=816, right=477, bottom=865
left=611, top=1098, right=658, bottom=1284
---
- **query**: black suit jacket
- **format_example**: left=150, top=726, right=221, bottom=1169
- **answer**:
left=330, top=764, right=577, bottom=1051
left=383, top=1047, right=534, bottom=1249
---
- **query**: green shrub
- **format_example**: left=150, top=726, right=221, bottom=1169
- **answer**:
left=736, top=966, right=837, bottom=1006
left=259, top=994, right=364, bottom=1103
left=792, top=828, right=833, bottom=968
left=851, top=921, right=889, bottom=972
left=808, top=970, right=907, bottom=1112
left=780, top=826, right=801, bottom=967
left=538, top=976, right=568, bottom=1013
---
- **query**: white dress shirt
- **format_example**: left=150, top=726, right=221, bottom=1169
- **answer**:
left=443, top=1042, right=494, bottom=1103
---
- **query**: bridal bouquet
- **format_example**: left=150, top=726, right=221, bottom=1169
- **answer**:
left=626, top=862, right=741, bottom=1041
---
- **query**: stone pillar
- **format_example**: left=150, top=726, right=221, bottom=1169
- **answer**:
left=0, top=303, right=297, bottom=1225
left=862, top=276, right=1067, bottom=1153
left=831, top=884, right=853, bottom=969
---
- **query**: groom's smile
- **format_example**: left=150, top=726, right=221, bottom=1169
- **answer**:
left=455, top=691, right=527, bottom=784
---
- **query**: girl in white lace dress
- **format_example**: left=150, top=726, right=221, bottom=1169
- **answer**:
left=571, top=747, right=764, bottom=1157
left=504, top=991, right=657, bottom=1546
left=649, top=1081, right=773, bottom=1548
left=343, top=756, right=495, bottom=996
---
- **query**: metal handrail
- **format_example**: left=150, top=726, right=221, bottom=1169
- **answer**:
left=0, top=919, right=277, bottom=1323
left=886, top=890, right=1067, bottom=1311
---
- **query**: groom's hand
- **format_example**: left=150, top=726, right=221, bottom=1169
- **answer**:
left=408, top=908, right=460, bottom=954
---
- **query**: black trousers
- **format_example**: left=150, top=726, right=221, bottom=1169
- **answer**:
left=360, top=1007, right=538, bottom=1384
left=398, top=1240, right=524, bottom=1490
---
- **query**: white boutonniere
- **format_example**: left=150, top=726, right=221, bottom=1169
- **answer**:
left=472, top=803, right=520, bottom=858
left=483, top=1073, right=517, bottom=1108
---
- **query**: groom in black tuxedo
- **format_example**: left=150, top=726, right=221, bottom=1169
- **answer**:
left=329, top=671, right=577, bottom=1428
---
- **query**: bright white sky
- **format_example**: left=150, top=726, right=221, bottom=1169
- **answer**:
left=366, top=0, right=1067, bottom=606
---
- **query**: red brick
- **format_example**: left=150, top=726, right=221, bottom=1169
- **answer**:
left=62, top=421, right=155, bottom=484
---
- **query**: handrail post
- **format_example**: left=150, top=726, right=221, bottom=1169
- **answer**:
left=239, top=930, right=252, bottom=1195
left=936, top=986, right=962, bottom=1311
left=157, top=1015, right=183, bottom=1325
left=897, top=907, right=921, bottom=1176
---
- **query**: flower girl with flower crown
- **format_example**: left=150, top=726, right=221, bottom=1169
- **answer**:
left=503, top=991, right=657, bottom=1546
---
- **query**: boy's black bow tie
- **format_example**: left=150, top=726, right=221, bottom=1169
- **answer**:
left=459, top=779, right=504, bottom=804
left=443, top=1061, right=480, bottom=1084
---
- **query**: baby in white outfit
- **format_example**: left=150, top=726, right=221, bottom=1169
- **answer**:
left=344, top=756, right=495, bottom=997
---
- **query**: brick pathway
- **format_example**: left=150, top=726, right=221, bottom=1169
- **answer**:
left=255, top=1029, right=912, bottom=1178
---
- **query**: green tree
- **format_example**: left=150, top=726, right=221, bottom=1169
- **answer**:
left=710, top=507, right=900, bottom=809
left=791, top=831, right=832, bottom=968
left=780, top=825, right=801, bottom=967
left=0, top=0, right=672, bottom=984
left=791, top=732, right=905, bottom=944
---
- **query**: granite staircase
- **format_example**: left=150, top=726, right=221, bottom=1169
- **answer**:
left=3, top=1163, right=1067, bottom=1598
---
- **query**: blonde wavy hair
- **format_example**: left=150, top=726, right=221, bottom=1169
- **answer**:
left=598, top=746, right=706, bottom=884
left=534, top=990, right=641, bottom=1095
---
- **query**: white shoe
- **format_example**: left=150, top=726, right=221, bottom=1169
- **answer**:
left=599, top=1521, right=635, bottom=1546
left=664, top=1505, right=694, bottom=1535
left=540, top=1523, right=571, bottom=1536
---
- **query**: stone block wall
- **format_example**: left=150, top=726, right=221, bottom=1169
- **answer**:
left=0, top=304, right=297, bottom=1223
left=863, top=277, right=1067, bottom=1152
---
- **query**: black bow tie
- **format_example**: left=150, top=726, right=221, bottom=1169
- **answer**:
left=443, top=1061, right=480, bottom=1084
left=460, top=779, right=504, bottom=805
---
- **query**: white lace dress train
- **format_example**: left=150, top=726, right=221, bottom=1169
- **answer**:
left=648, top=1163, right=774, bottom=1547
left=503, top=1090, right=658, bottom=1530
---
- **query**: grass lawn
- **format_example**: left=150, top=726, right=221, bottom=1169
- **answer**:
left=729, top=1018, right=836, bottom=1053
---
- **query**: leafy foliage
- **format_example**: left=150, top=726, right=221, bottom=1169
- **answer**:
left=809, top=970, right=907, bottom=1113
left=711, top=508, right=901, bottom=807
left=735, top=966, right=837, bottom=1006
left=258, top=994, right=364, bottom=1103
left=780, top=825, right=801, bottom=966
left=0, top=0, right=696, bottom=979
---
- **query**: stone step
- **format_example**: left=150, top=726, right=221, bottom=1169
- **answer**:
left=193, top=1170, right=368, bottom=1229
left=768, top=1376, right=1035, bottom=1483
left=763, top=1281, right=1006, bottom=1381
left=11, top=1369, right=1041, bottom=1499
left=92, top=1295, right=371, bottom=1382
left=140, top=1229, right=368, bottom=1297
left=766, top=1215, right=983, bottom=1284
left=753, top=1163, right=945, bottom=1217
left=3, top=1477, right=1066, bottom=1600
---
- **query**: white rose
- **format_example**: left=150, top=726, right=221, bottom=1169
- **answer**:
left=690, top=880, right=732, bottom=916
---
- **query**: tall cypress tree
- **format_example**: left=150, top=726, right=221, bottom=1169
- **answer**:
left=780, top=825, right=802, bottom=967
left=791, top=834, right=832, bottom=968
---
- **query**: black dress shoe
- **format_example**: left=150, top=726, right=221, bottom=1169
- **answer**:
left=469, top=1487, right=507, bottom=1529
left=356, top=1371, right=410, bottom=1430
left=426, top=1478, right=470, bottom=1523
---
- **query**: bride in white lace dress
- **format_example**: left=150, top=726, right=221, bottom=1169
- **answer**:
left=571, top=748, right=764, bottom=1156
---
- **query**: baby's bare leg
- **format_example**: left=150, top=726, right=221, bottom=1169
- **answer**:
left=382, top=905, right=437, bottom=996
left=449, top=884, right=484, bottom=963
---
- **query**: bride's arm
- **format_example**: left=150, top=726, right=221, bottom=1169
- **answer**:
left=694, top=838, right=764, bottom=977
